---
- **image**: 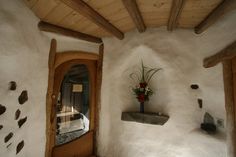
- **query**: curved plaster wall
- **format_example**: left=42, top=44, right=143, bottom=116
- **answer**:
left=0, top=0, right=236, bottom=157
left=98, top=11, right=236, bottom=157
left=0, top=0, right=98, bottom=157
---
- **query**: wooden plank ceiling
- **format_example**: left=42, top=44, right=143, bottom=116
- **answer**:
left=23, top=0, right=225, bottom=38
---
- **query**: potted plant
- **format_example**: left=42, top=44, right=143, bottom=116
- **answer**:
left=130, top=61, right=161, bottom=113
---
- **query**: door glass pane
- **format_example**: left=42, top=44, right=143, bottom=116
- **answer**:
left=56, top=64, right=90, bottom=145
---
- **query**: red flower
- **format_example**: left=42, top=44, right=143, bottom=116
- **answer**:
left=139, top=82, right=147, bottom=88
left=138, top=94, right=145, bottom=102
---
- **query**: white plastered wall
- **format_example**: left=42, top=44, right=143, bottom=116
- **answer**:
left=98, top=11, right=236, bottom=157
left=0, top=0, right=98, bottom=157
left=1, top=0, right=236, bottom=157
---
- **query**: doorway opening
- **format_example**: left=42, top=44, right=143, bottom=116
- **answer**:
left=45, top=39, right=103, bottom=157
left=56, top=64, right=90, bottom=145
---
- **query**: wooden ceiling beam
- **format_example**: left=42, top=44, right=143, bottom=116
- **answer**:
left=122, top=0, right=146, bottom=33
left=195, top=0, right=236, bottom=34
left=38, top=21, right=102, bottom=43
left=60, top=0, right=124, bottom=40
left=167, top=0, right=185, bottom=31
left=203, top=40, right=236, bottom=68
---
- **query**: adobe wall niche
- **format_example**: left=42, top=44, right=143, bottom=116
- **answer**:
left=99, top=43, right=226, bottom=157
left=98, top=11, right=236, bottom=157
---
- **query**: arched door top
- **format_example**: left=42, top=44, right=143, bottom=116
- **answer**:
left=54, top=51, right=99, bottom=68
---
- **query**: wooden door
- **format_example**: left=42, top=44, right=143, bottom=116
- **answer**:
left=52, top=59, right=97, bottom=157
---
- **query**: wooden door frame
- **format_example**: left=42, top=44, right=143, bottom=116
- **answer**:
left=45, top=39, right=104, bottom=157
left=52, top=59, right=96, bottom=157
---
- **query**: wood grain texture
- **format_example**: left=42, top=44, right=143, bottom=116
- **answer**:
left=45, top=39, right=57, bottom=157
left=60, top=0, right=124, bottom=39
left=52, top=131, right=94, bottom=157
left=223, top=60, right=236, bottom=156
left=58, top=11, right=84, bottom=29
left=43, top=3, right=73, bottom=24
left=38, top=21, right=102, bottom=43
left=31, top=0, right=59, bottom=19
left=94, top=44, right=104, bottom=155
left=195, top=0, right=236, bottom=34
left=137, top=0, right=172, bottom=27
left=54, top=51, right=99, bottom=68
left=122, top=0, right=146, bottom=32
left=23, top=0, right=38, bottom=8
left=85, top=0, right=135, bottom=34
left=71, top=17, right=111, bottom=38
left=232, top=58, right=236, bottom=156
left=178, top=0, right=223, bottom=28
left=22, top=0, right=227, bottom=37
left=52, top=60, right=96, bottom=157
left=203, top=40, right=236, bottom=68
left=167, top=0, right=185, bottom=31
left=46, top=48, right=98, bottom=157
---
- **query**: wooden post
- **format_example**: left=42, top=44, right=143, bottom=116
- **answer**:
left=231, top=57, right=236, bottom=157
left=223, top=60, right=236, bottom=157
left=95, top=43, right=104, bottom=154
left=45, top=39, right=57, bottom=157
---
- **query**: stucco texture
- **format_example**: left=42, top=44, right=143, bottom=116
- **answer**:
left=0, top=0, right=236, bottom=157
left=0, top=0, right=98, bottom=157
left=98, top=11, right=236, bottom=157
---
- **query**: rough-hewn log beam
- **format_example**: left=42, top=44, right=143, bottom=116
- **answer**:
left=203, top=41, right=236, bottom=68
left=222, top=60, right=236, bottom=157
left=195, top=0, right=236, bottom=34
left=38, top=21, right=102, bottom=43
left=60, top=0, right=124, bottom=40
left=167, top=0, right=185, bottom=31
left=122, top=0, right=146, bottom=33
left=45, top=39, right=57, bottom=157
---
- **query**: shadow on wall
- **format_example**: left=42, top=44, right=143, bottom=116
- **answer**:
left=118, top=45, right=171, bottom=114
left=100, top=40, right=226, bottom=157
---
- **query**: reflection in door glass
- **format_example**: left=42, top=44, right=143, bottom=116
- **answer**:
left=56, top=64, right=90, bottom=145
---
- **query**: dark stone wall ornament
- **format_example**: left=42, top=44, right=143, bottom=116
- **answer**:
left=9, top=81, right=17, bottom=90
left=0, top=104, right=6, bottom=115
left=16, top=140, right=24, bottom=154
left=198, top=98, right=203, bottom=108
left=201, top=112, right=216, bottom=134
left=18, top=117, right=27, bottom=128
left=4, top=132, right=13, bottom=143
left=18, top=90, right=28, bottom=105
left=203, top=112, right=214, bottom=124
left=3, top=83, right=29, bottom=154
left=15, top=109, right=21, bottom=120
left=190, top=84, right=199, bottom=89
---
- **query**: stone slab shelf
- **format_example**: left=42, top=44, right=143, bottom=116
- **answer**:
left=121, top=112, right=169, bottom=125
